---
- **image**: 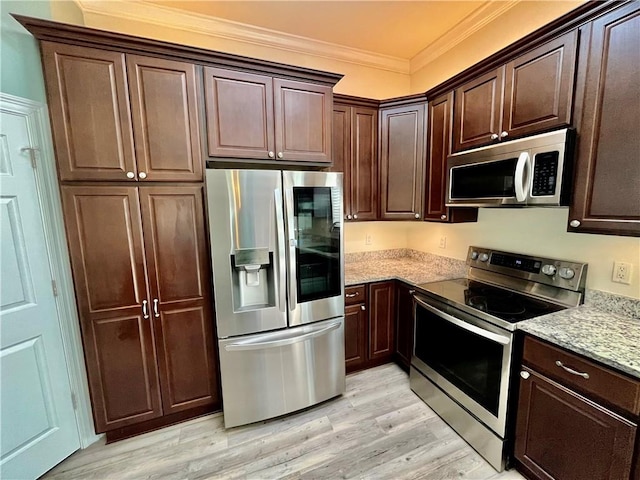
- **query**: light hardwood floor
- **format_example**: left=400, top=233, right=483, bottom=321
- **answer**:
left=45, top=364, right=525, bottom=479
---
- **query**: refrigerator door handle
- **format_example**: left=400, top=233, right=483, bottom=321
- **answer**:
left=274, top=188, right=287, bottom=314
left=224, top=321, right=341, bottom=351
left=284, top=184, right=298, bottom=312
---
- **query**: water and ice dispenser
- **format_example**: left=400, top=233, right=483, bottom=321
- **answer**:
left=230, top=247, right=276, bottom=311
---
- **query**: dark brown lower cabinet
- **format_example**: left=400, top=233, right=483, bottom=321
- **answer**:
left=368, top=281, right=396, bottom=363
left=344, top=304, right=367, bottom=373
left=344, top=282, right=395, bottom=373
left=515, top=367, right=636, bottom=480
left=62, top=185, right=220, bottom=437
left=395, top=282, right=414, bottom=370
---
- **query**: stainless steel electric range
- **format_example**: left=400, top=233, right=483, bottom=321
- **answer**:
left=410, top=246, right=588, bottom=472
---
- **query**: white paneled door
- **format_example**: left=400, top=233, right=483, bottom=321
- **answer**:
left=1, top=103, right=80, bottom=478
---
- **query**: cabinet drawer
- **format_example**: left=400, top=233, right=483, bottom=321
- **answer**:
left=345, top=285, right=366, bottom=306
left=523, top=336, right=640, bottom=416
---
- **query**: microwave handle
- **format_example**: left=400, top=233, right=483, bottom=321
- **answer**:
left=514, top=152, right=530, bottom=202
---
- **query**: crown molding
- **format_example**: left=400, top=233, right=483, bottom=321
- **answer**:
left=409, top=0, right=521, bottom=74
left=76, top=0, right=411, bottom=74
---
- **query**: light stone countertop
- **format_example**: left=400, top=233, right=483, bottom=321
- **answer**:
left=517, top=306, right=640, bottom=379
left=345, top=251, right=640, bottom=380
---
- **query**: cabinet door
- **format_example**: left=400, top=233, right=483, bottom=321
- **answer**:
left=368, top=282, right=396, bottom=362
left=139, top=186, right=219, bottom=415
left=350, top=106, right=379, bottom=221
left=127, top=56, right=203, bottom=181
left=344, top=304, right=367, bottom=373
left=569, top=3, right=640, bottom=236
left=274, top=79, right=332, bottom=163
left=332, top=104, right=352, bottom=218
left=424, top=93, right=478, bottom=224
left=204, top=68, right=275, bottom=160
left=61, top=186, right=162, bottom=432
left=395, top=283, right=414, bottom=369
left=380, top=104, right=426, bottom=220
left=503, top=30, right=578, bottom=139
left=515, top=368, right=636, bottom=480
left=41, top=42, right=136, bottom=181
left=453, top=67, right=504, bottom=152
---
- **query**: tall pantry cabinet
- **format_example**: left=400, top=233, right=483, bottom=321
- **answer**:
left=41, top=41, right=220, bottom=439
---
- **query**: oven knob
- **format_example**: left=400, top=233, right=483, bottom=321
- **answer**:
left=479, top=253, right=489, bottom=262
left=559, top=267, right=575, bottom=280
left=541, top=264, right=557, bottom=276
left=471, top=251, right=479, bottom=260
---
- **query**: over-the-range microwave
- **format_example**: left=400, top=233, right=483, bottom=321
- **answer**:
left=446, top=128, right=575, bottom=207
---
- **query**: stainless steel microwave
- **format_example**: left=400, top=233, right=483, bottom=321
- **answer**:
left=446, top=128, right=575, bottom=207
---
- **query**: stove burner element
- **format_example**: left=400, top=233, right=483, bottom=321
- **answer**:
left=467, top=295, right=527, bottom=316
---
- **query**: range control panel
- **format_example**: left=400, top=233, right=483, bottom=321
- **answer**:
left=467, top=246, right=588, bottom=292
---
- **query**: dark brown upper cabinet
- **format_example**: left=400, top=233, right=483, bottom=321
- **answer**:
left=453, top=67, right=505, bottom=152
left=424, top=92, right=478, bottom=223
left=453, top=31, right=577, bottom=153
left=569, top=3, right=640, bottom=237
left=61, top=185, right=219, bottom=434
left=205, top=68, right=332, bottom=164
left=379, top=99, right=427, bottom=221
left=332, top=97, right=379, bottom=221
left=126, top=56, right=203, bottom=182
left=42, top=42, right=203, bottom=182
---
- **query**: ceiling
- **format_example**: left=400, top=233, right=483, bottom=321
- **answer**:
left=141, top=1, right=498, bottom=59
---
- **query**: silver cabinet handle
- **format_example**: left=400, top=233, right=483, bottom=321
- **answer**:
left=277, top=152, right=284, bottom=159
left=268, top=151, right=275, bottom=158
left=569, top=219, right=581, bottom=228
left=555, top=360, right=590, bottom=379
left=346, top=214, right=352, bottom=220
left=490, top=133, right=499, bottom=140
left=408, top=290, right=416, bottom=295
left=142, top=300, right=149, bottom=319
left=500, top=131, right=509, bottom=138
left=126, top=171, right=135, bottom=179
left=353, top=214, right=358, bottom=219
left=138, top=171, right=147, bottom=179
left=414, top=213, right=420, bottom=219
left=153, top=299, right=160, bottom=318
left=520, top=371, right=530, bottom=379
left=345, top=292, right=359, bottom=298
left=360, top=305, right=365, bottom=311
left=440, top=214, right=447, bottom=220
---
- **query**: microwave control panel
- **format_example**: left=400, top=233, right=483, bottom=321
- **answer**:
left=531, top=151, right=559, bottom=196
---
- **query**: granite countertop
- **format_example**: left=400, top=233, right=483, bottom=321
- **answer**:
left=517, top=306, right=640, bottom=380
left=345, top=251, right=640, bottom=380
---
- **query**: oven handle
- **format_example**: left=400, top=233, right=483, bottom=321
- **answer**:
left=414, top=295, right=511, bottom=346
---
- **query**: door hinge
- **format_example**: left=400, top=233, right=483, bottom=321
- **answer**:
left=20, top=147, right=38, bottom=169
left=71, top=392, right=78, bottom=410
left=51, top=279, right=58, bottom=297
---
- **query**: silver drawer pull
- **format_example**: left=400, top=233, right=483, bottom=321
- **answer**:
left=555, top=360, right=590, bottom=379
left=345, top=292, right=359, bottom=298
left=142, top=300, right=149, bottom=319
left=153, top=298, right=160, bottom=318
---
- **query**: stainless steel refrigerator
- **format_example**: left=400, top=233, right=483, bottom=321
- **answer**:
left=206, top=169, right=345, bottom=428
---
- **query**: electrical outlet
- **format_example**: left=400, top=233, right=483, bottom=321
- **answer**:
left=439, top=236, right=447, bottom=249
left=612, top=261, right=633, bottom=285
left=365, top=234, right=372, bottom=245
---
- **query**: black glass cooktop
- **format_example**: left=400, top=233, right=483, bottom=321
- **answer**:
left=463, top=280, right=565, bottom=323
left=418, top=278, right=567, bottom=329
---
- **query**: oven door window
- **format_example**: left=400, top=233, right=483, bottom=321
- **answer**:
left=415, top=304, right=503, bottom=415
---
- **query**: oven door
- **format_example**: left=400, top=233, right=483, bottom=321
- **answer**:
left=411, top=294, right=513, bottom=437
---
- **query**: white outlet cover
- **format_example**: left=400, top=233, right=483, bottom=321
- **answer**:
left=612, top=261, right=633, bottom=285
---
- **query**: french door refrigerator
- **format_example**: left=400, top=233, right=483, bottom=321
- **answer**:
left=206, top=169, right=345, bottom=428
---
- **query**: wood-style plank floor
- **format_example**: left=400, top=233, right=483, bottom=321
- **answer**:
left=44, top=364, right=525, bottom=479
